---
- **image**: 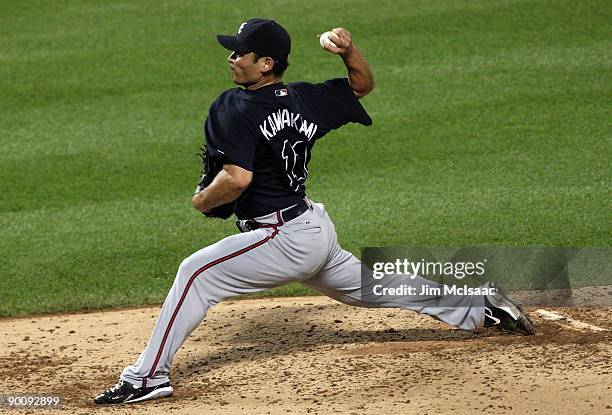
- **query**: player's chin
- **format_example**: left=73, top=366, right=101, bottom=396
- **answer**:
left=232, top=77, right=253, bottom=88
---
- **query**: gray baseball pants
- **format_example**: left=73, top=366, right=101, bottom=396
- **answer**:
left=121, top=200, right=485, bottom=387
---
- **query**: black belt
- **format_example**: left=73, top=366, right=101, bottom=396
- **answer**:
left=236, top=200, right=310, bottom=232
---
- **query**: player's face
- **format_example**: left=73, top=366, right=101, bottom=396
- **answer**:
left=228, top=51, right=264, bottom=87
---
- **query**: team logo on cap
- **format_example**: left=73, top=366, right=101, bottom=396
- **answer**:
left=238, top=22, right=247, bottom=34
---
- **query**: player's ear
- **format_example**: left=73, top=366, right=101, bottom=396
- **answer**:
left=259, top=56, right=275, bottom=73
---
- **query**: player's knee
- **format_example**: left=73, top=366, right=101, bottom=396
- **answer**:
left=176, top=253, right=211, bottom=282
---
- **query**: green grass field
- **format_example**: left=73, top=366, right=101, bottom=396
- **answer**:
left=1, top=0, right=610, bottom=317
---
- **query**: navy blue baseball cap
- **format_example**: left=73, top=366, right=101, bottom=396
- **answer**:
left=217, top=18, right=291, bottom=62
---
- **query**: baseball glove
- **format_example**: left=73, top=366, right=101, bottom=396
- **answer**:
left=194, top=145, right=234, bottom=219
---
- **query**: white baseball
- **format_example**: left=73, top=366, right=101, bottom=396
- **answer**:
left=319, top=31, right=338, bottom=49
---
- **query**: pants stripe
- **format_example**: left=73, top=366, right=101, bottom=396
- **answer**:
left=145, top=225, right=280, bottom=381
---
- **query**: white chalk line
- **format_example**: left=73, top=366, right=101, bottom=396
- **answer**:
left=535, top=309, right=608, bottom=332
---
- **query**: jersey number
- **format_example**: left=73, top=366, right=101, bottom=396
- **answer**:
left=281, top=138, right=309, bottom=192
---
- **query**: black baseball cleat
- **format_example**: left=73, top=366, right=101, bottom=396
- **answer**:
left=94, top=380, right=173, bottom=405
left=483, top=282, right=535, bottom=335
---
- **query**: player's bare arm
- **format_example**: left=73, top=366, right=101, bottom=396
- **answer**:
left=192, top=164, right=252, bottom=213
left=323, top=28, right=374, bottom=98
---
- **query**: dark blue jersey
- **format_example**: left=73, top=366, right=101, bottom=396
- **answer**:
left=203, top=78, right=372, bottom=219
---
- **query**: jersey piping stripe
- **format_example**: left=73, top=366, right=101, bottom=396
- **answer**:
left=145, top=216, right=282, bottom=382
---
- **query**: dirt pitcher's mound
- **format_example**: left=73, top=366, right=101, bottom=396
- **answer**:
left=1, top=296, right=610, bottom=414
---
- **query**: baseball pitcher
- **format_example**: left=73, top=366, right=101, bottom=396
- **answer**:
left=95, top=18, right=534, bottom=405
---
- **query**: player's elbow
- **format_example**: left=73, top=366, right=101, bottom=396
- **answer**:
left=192, top=192, right=207, bottom=212
left=353, top=79, right=375, bottom=99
